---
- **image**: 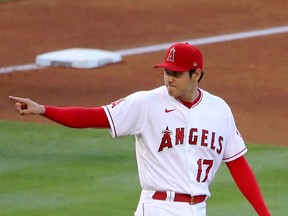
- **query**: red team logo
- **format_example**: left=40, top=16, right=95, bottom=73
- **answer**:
left=166, top=47, right=176, bottom=62
left=158, top=126, right=223, bottom=154
left=158, top=126, right=173, bottom=152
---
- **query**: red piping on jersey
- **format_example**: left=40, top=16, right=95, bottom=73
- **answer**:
left=223, top=147, right=247, bottom=161
left=104, top=106, right=118, bottom=137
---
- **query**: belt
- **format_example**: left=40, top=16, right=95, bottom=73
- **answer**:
left=152, top=191, right=206, bottom=205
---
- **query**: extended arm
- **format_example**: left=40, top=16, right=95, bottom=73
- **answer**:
left=9, top=96, right=110, bottom=128
left=44, top=106, right=110, bottom=128
left=225, top=156, right=271, bottom=216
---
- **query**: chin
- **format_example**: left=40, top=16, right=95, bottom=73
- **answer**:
left=167, top=89, right=178, bottom=97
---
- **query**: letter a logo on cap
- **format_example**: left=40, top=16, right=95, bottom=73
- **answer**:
left=166, top=47, right=176, bottom=62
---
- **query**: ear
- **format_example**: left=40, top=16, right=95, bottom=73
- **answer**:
left=193, top=69, right=202, bottom=82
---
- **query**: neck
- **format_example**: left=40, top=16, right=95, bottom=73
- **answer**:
left=177, top=89, right=201, bottom=109
left=178, top=87, right=199, bottom=103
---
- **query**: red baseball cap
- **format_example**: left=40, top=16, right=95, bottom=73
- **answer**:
left=154, top=42, right=203, bottom=72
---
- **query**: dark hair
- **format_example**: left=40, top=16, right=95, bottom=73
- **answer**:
left=189, top=69, right=204, bottom=83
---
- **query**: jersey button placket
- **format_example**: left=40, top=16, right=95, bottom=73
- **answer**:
left=186, top=109, right=196, bottom=192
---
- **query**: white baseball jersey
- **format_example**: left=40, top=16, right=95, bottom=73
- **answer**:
left=103, top=86, right=247, bottom=197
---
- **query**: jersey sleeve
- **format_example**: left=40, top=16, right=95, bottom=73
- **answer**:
left=102, top=91, right=147, bottom=137
left=222, top=109, right=247, bottom=162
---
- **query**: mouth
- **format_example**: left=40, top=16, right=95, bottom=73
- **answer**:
left=166, top=85, right=177, bottom=95
left=166, top=84, right=176, bottom=88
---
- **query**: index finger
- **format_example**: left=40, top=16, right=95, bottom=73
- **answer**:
left=9, top=96, right=26, bottom=102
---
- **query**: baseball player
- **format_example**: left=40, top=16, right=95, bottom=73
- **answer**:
left=9, top=43, right=270, bottom=216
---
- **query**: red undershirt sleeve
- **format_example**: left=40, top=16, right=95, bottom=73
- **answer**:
left=43, top=106, right=110, bottom=128
left=225, top=156, right=271, bottom=216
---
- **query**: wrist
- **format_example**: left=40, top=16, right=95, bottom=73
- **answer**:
left=39, top=105, right=46, bottom=115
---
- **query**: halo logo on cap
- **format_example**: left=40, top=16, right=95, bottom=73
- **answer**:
left=166, top=47, right=176, bottom=63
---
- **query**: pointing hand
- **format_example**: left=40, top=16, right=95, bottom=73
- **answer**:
left=9, top=96, right=45, bottom=115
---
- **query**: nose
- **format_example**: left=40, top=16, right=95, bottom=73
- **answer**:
left=165, top=73, right=173, bottom=84
left=167, top=72, right=176, bottom=81
left=167, top=75, right=173, bottom=83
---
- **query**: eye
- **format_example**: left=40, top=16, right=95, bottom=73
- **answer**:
left=173, top=72, right=181, bottom=77
left=165, top=70, right=179, bottom=77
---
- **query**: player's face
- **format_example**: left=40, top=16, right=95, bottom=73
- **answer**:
left=164, top=69, right=198, bottom=101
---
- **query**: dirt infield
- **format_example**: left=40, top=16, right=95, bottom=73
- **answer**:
left=0, top=0, right=287, bottom=146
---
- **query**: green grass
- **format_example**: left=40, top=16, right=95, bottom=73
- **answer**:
left=0, top=120, right=287, bottom=215
left=0, top=121, right=139, bottom=216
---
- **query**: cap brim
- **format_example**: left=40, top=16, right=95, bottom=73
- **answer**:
left=154, top=62, right=189, bottom=72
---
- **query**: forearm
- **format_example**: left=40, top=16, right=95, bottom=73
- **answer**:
left=43, top=106, right=110, bottom=128
left=226, top=156, right=271, bottom=216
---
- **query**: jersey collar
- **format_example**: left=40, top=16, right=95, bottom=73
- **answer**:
left=176, top=88, right=202, bottom=109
